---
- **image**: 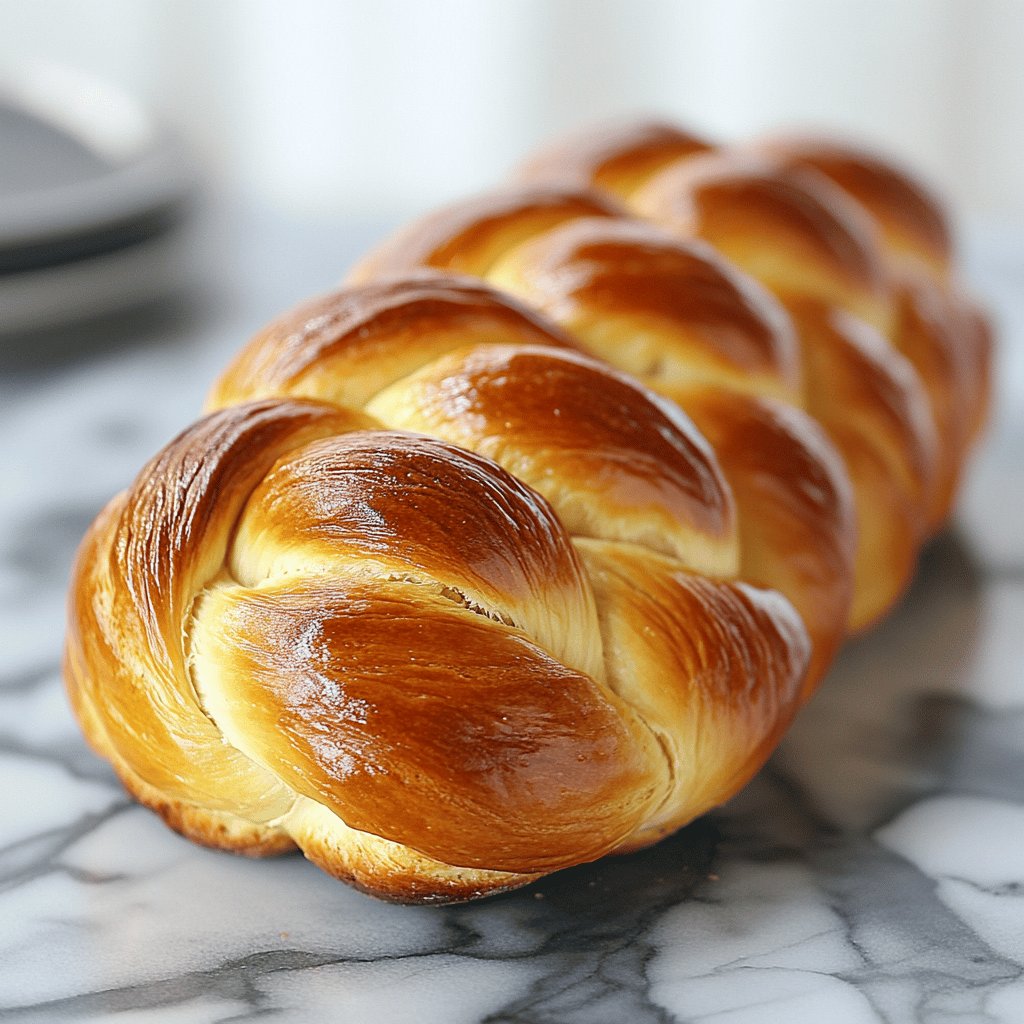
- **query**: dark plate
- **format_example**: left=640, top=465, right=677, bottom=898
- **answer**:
left=0, top=65, right=196, bottom=332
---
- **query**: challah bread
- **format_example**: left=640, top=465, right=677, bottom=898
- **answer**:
left=65, top=120, right=989, bottom=903
left=352, top=188, right=929, bottom=631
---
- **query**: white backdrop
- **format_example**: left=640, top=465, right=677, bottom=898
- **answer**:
left=3, top=0, right=1023, bottom=220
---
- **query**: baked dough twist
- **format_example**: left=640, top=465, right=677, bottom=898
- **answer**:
left=65, top=121, right=990, bottom=903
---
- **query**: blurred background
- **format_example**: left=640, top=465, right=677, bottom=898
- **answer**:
left=2, top=0, right=1024, bottom=347
left=3, top=0, right=1024, bottom=222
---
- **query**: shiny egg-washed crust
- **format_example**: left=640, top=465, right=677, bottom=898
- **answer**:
left=66, top=119, right=990, bottom=904
left=347, top=189, right=626, bottom=285
left=751, top=135, right=954, bottom=277
left=355, top=121, right=988, bottom=629
left=520, top=120, right=990, bottom=523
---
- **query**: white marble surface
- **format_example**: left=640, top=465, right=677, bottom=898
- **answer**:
left=1, top=207, right=1022, bottom=1023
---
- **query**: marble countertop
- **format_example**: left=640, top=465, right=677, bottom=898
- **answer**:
left=1, top=206, right=1022, bottom=1024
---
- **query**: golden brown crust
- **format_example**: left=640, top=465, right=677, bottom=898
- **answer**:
left=114, top=759, right=297, bottom=858
left=286, top=798, right=539, bottom=904
left=208, top=273, right=577, bottom=412
left=64, top=400, right=374, bottom=815
left=632, top=153, right=892, bottom=331
left=487, top=217, right=801, bottom=402
left=892, top=276, right=976, bottom=531
left=679, top=389, right=856, bottom=692
left=231, top=428, right=604, bottom=678
left=784, top=299, right=938, bottom=628
left=348, top=188, right=626, bottom=284
left=366, top=344, right=739, bottom=576
left=193, top=575, right=666, bottom=872
left=788, top=299, right=938, bottom=510
left=65, top=117, right=990, bottom=903
left=754, top=135, right=953, bottom=276
left=578, top=541, right=809, bottom=849
left=747, top=137, right=991, bottom=473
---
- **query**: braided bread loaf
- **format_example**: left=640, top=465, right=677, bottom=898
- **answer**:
left=64, top=120, right=990, bottom=903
